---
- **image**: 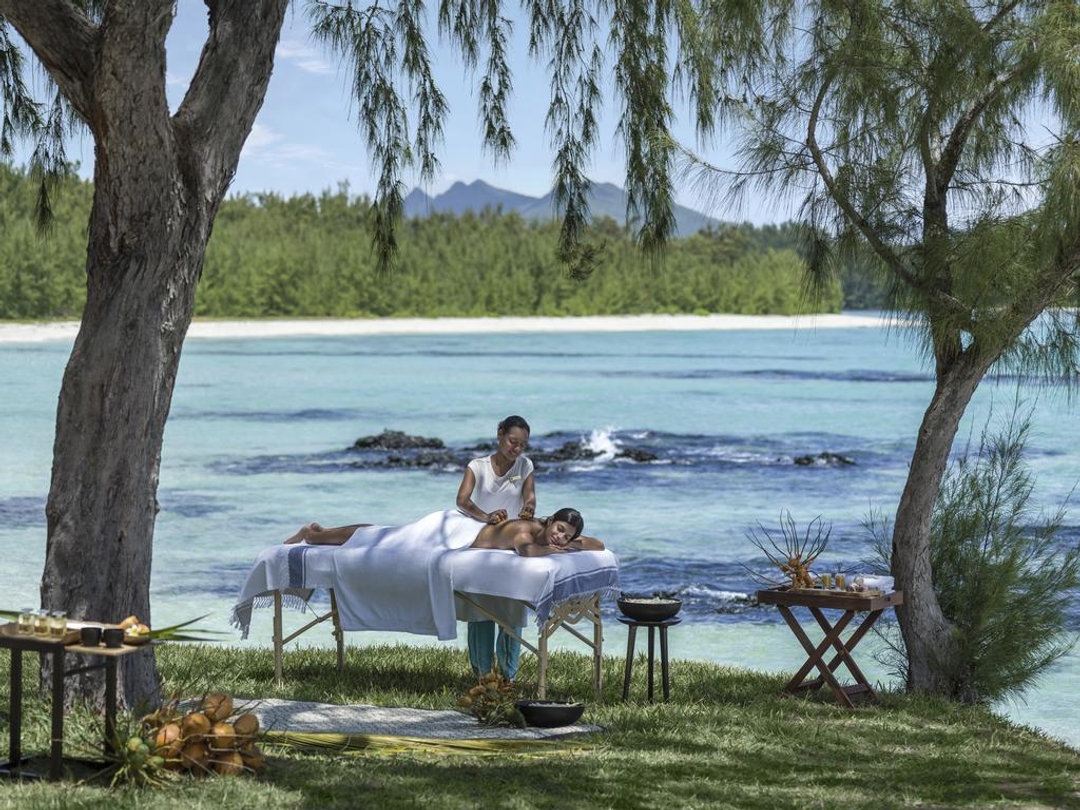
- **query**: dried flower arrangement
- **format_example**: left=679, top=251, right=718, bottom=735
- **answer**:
left=744, top=512, right=831, bottom=589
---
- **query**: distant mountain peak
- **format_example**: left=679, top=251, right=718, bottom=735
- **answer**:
left=401, top=179, right=717, bottom=235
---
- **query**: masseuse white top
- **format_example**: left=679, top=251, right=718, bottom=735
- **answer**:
left=463, top=454, right=534, bottom=516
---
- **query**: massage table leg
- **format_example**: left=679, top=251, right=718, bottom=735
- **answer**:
left=271, top=589, right=346, bottom=683
left=273, top=591, right=284, bottom=683
left=330, top=589, right=344, bottom=671
left=592, top=594, right=603, bottom=696
left=538, top=628, right=549, bottom=699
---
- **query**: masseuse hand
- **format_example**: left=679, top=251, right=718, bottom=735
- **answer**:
left=518, top=506, right=534, bottom=520
left=486, top=509, right=508, bottom=524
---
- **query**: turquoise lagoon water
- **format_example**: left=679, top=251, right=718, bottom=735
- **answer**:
left=1, top=317, right=1078, bottom=748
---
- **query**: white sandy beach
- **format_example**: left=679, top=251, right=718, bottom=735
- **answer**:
left=0, top=312, right=892, bottom=343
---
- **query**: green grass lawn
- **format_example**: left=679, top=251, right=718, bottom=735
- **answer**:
left=0, top=643, right=1077, bottom=809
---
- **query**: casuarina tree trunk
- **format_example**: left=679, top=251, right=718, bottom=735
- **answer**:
left=891, top=351, right=994, bottom=693
left=1, top=0, right=290, bottom=707
left=42, top=186, right=208, bottom=703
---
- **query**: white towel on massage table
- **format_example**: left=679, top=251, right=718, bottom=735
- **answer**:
left=230, top=510, right=620, bottom=639
left=232, top=510, right=482, bottom=640
left=452, top=547, right=620, bottom=627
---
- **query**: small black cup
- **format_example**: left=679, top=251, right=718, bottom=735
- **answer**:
left=102, top=628, right=125, bottom=648
left=80, top=626, right=103, bottom=647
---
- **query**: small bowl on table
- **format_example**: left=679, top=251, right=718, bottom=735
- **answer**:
left=515, top=700, right=586, bottom=728
left=79, top=625, right=103, bottom=647
left=616, top=595, right=682, bottom=623
left=102, top=627, right=125, bottom=648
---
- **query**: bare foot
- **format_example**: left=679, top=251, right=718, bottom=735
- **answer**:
left=284, top=523, right=317, bottom=545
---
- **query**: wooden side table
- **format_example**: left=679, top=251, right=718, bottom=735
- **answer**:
left=755, top=587, right=903, bottom=709
left=618, top=616, right=680, bottom=702
left=0, top=623, right=149, bottom=780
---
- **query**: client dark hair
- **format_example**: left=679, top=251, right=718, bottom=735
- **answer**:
left=498, top=415, right=531, bottom=434
left=548, top=507, right=584, bottom=540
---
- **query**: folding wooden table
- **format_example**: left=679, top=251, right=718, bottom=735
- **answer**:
left=755, top=587, right=904, bottom=708
left=0, top=623, right=149, bottom=780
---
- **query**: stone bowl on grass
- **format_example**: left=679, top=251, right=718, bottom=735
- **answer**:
left=515, top=700, right=585, bottom=728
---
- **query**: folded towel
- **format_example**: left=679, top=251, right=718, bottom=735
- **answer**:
left=452, top=547, right=620, bottom=626
left=858, top=574, right=895, bottom=593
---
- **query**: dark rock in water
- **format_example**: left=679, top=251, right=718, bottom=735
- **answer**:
left=793, top=451, right=855, bottom=466
left=385, top=450, right=461, bottom=468
left=353, top=430, right=445, bottom=450
left=531, top=440, right=602, bottom=463
left=342, top=430, right=653, bottom=471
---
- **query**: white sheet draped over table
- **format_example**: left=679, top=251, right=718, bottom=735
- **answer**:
left=231, top=510, right=620, bottom=640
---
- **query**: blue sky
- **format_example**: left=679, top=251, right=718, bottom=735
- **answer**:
left=12, top=1, right=781, bottom=224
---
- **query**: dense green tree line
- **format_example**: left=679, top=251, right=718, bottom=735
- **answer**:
left=0, top=162, right=858, bottom=319
left=0, top=164, right=93, bottom=319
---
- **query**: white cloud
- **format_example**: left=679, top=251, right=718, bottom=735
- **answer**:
left=276, top=40, right=336, bottom=75
left=240, top=123, right=365, bottom=181
left=242, top=123, right=286, bottom=155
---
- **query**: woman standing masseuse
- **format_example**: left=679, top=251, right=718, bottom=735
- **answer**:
left=455, top=415, right=536, bottom=679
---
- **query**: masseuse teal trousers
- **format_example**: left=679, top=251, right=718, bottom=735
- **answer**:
left=467, top=620, right=521, bottom=680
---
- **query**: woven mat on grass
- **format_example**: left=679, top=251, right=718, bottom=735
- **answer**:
left=242, top=698, right=602, bottom=741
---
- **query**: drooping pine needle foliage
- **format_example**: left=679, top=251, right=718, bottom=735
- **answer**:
left=929, top=410, right=1080, bottom=704
left=301, top=0, right=757, bottom=272
left=0, top=14, right=78, bottom=232
left=870, top=407, right=1080, bottom=705
left=677, top=0, right=1080, bottom=375
left=672, top=0, right=1080, bottom=695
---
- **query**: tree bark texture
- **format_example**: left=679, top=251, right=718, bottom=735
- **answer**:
left=0, top=0, right=290, bottom=706
left=890, top=350, right=992, bottom=693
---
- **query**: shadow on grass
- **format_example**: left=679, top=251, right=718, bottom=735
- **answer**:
left=2, top=644, right=1077, bottom=809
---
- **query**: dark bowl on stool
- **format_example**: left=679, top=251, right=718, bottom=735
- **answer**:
left=515, top=700, right=585, bottom=728
left=617, top=596, right=682, bottom=622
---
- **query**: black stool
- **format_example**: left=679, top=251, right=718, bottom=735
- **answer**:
left=618, top=616, right=681, bottom=702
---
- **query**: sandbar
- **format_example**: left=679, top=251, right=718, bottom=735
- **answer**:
left=0, top=312, right=893, bottom=344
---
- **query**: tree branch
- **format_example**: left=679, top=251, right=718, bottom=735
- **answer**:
left=0, top=0, right=98, bottom=120
left=982, top=0, right=1025, bottom=35
left=807, top=71, right=973, bottom=323
left=936, top=58, right=1030, bottom=196
left=805, top=72, right=915, bottom=284
left=172, top=0, right=290, bottom=197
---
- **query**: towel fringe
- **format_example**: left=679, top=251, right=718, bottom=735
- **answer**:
left=230, top=591, right=313, bottom=640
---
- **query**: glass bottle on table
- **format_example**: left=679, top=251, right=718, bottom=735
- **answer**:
left=48, top=610, right=68, bottom=640
left=33, top=609, right=50, bottom=636
left=17, top=607, right=34, bottom=635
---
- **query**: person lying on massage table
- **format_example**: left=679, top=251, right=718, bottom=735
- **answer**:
left=283, top=507, right=604, bottom=555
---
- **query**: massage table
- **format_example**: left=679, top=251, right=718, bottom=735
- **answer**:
left=231, top=511, right=620, bottom=697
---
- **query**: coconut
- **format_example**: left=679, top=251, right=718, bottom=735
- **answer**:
left=212, top=750, right=245, bottom=776
left=232, top=712, right=260, bottom=741
left=154, top=722, right=183, bottom=759
left=209, top=721, right=236, bottom=751
left=201, top=691, right=234, bottom=723
left=180, top=739, right=209, bottom=772
left=181, top=711, right=212, bottom=742
left=240, top=745, right=266, bottom=773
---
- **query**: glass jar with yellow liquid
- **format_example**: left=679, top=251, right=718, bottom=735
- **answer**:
left=17, top=607, right=34, bottom=635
